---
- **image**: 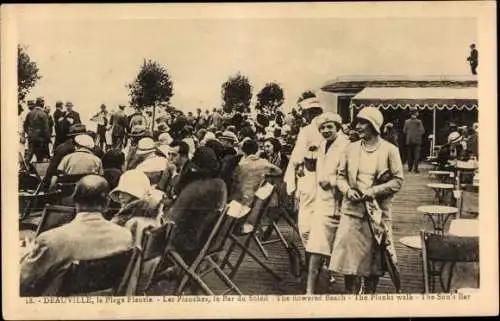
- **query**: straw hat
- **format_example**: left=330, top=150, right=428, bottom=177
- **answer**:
left=136, top=137, right=156, bottom=155
left=316, top=112, right=342, bottom=130
left=74, top=134, right=95, bottom=150
left=357, top=107, right=384, bottom=134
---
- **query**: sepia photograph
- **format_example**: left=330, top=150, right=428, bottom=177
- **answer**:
left=1, top=2, right=498, bottom=319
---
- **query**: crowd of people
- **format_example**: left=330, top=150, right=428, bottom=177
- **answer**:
left=18, top=95, right=479, bottom=296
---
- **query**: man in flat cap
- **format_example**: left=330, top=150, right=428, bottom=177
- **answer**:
left=23, top=97, right=50, bottom=163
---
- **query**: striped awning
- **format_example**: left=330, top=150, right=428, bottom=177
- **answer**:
left=350, top=87, right=478, bottom=111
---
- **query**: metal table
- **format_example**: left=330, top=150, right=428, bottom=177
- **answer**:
left=417, top=205, right=458, bottom=235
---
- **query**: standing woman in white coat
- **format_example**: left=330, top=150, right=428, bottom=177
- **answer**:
left=305, top=112, right=350, bottom=294
left=284, top=98, right=324, bottom=245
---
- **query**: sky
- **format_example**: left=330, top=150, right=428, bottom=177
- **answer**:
left=17, top=13, right=477, bottom=124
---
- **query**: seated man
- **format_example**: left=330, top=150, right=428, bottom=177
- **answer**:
left=230, top=139, right=282, bottom=232
left=20, top=175, right=133, bottom=296
left=50, top=134, right=104, bottom=188
left=230, top=139, right=282, bottom=207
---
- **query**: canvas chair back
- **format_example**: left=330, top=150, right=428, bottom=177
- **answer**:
left=421, top=230, right=479, bottom=293
left=58, top=247, right=140, bottom=296
left=35, top=205, right=76, bottom=236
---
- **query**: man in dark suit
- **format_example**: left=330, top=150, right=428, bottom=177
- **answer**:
left=110, top=105, right=128, bottom=150
left=402, top=109, right=425, bottom=173
left=20, top=175, right=132, bottom=296
left=53, top=101, right=65, bottom=151
left=467, top=44, right=478, bottom=75
left=23, top=97, right=50, bottom=163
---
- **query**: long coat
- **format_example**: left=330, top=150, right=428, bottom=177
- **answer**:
left=306, top=134, right=350, bottom=256
left=283, top=117, right=324, bottom=239
left=23, top=107, right=50, bottom=142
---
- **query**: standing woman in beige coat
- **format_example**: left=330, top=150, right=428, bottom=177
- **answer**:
left=305, top=112, right=349, bottom=294
left=329, top=107, right=404, bottom=294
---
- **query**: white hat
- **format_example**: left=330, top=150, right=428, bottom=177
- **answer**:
left=158, top=132, right=173, bottom=145
left=316, top=112, right=343, bottom=129
left=357, top=107, right=384, bottom=134
left=110, top=170, right=152, bottom=202
left=201, top=132, right=216, bottom=145
left=220, top=130, right=238, bottom=143
left=448, top=132, right=463, bottom=144
left=136, top=137, right=156, bottom=155
left=299, top=97, right=323, bottom=110
left=74, top=134, right=95, bottom=150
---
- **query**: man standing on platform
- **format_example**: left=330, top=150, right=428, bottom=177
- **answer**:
left=403, top=109, right=425, bottom=173
left=466, top=43, right=478, bottom=75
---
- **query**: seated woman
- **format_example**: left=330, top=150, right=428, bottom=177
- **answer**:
left=102, top=149, right=125, bottom=190
left=260, top=137, right=289, bottom=173
left=109, top=170, right=166, bottom=245
left=162, top=147, right=227, bottom=266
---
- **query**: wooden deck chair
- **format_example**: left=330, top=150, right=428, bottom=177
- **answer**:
left=136, top=222, right=175, bottom=294
left=56, top=173, right=90, bottom=205
left=169, top=206, right=245, bottom=296
left=35, top=205, right=77, bottom=236
left=57, top=247, right=141, bottom=296
left=19, top=189, right=63, bottom=223
left=252, top=178, right=301, bottom=260
left=420, top=230, right=479, bottom=293
left=219, top=181, right=282, bottom=281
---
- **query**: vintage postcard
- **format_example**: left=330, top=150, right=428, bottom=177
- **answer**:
left=1, top=2, right=498, bottom=319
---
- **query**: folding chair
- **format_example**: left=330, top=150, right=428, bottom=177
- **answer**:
left=57, top=247, right=141, bottom=296
left=219, top=181, right=282, bottom=281
left=136, top=222, right=175, bottom=294
left=253, top=179, right=301, bottom=260
left=56, top=173, right=89, bottom=205
left=35, top=205, right=77, bottom=236
left=169, top=206, right=245, bottom=295
left=420, top=230, right=479, bottom=293
left=19, top=189, right=63, bottom=223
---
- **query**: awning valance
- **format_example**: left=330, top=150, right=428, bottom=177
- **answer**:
left=349, top=87, right=478, bottom=111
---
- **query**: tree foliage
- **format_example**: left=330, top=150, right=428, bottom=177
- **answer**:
left=18, top=45, right=42, bottom=105
left=297, top=90, right=316, bottom=104
left=255, top=82, right=285, bottom=112
left=128, top=59, right=174, bottom=109
left=221, top=72, right=252, bottom=113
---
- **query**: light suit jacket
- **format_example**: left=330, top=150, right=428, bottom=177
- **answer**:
left=20, top=212, right=133, bottom=296
left=315, top=134, right=350, bottom=218
left=336, top=139, right=404, bottom=220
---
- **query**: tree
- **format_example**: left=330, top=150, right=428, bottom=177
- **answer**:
left=255, top=82, right=285, bottom=112
left=221, top=72, right=252, bottom=113
left=297, top=90, right=316, bottom=104
left=128, top=59, right=174, bottom=109
left=18, top=45, right=42, bottom=107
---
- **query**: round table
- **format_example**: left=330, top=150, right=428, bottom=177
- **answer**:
left=417, top=205, right=458, bottom=234
left=428, top=170, right=454, bottom=183
left=426, top=183, right=455, bottom=205
left=399, top=235, right=422, bottom=250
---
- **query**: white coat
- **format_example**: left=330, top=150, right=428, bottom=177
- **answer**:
left=306, top=133, right=350, bottom=256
